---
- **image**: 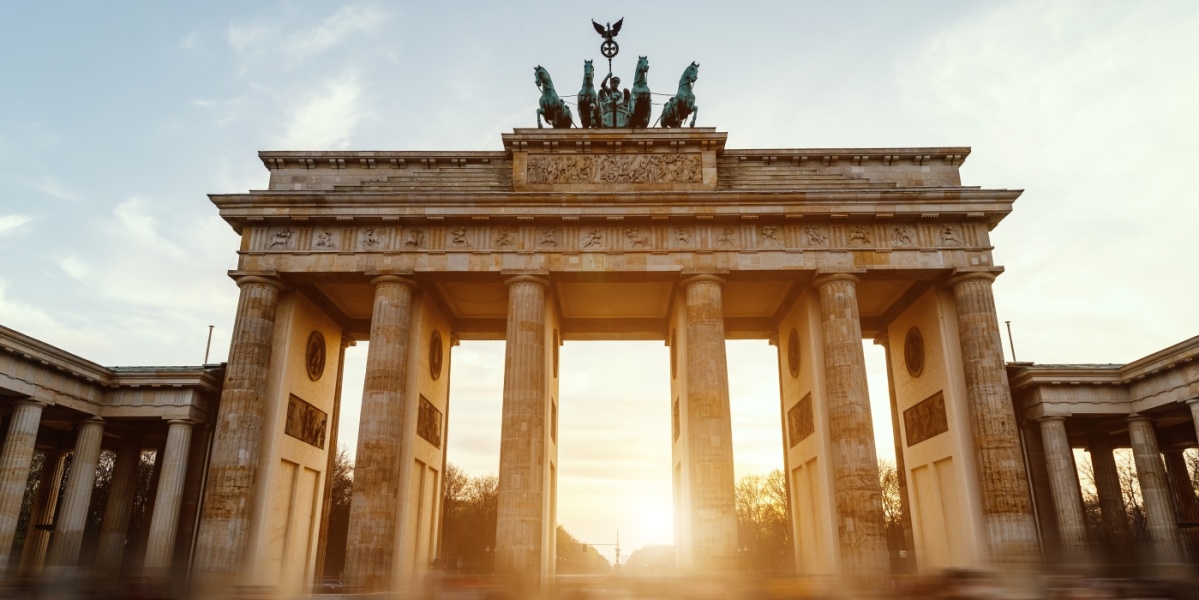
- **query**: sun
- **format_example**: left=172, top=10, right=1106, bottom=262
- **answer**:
left=634, top=502, right=675, bottom=546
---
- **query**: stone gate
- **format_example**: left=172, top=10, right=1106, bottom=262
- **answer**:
left=196, top=127, right=1039, bottom=593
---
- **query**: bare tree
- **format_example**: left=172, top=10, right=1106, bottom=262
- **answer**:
left=734, top=469, right=792, bottom=574
left=439, top=465, right=497, bottom=572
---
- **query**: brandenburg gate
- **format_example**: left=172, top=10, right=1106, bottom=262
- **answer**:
left=196, top=126, right=1040, bottom=593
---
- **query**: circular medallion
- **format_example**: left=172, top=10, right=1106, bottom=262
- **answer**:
left=305, top=331, right=326, bottom=381
left=600, top=40, right=619, bottom=59
left=904, top=327, right=924, bottom=378
left=787, top=329, right=801, bottom=378
left=429, top=331, right=443, bottom=380
left=670, top=329, right=678, bottom=379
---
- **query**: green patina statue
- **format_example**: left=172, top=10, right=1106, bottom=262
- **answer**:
left=534, top=65, right=573, bottom=129
left=599, top=72, right=630, bottom=128
left=660, top=61, right=699, bottom=128
left=578, top=60, right=600, bottom=129
left=628, top=55, right=652, bottom=128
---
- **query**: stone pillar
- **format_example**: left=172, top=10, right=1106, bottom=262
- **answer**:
left=46, top=417, right=105, bottom=567
left=194, top=274, right=284, bottom=576
left=0, top=399, right=45, bottom=571
left=1037, top=417, right=1088, bottom=563
left=680, top=274, right=738, bottom=571
left=95, top=439, right=142, bottom=570
left=19, top=449, right=65, bottom=575
left=315, top=339, right=352, bottom=578
left=1164, top=450, right=1199, bottom=523
left=495, top=275, right=551, bottom=579
left=813, top=273, right=888, bottom=580
left=949, top=271, right=1039, bottom=561
left=1127, top=415, right=1183, bottom=564
left=1086, top=432, right=1130, bottom=550
left=144, top=420, right=194, bottom=575
left=345, top=275, right=416, bottom=592
left=1188, top=399, right=1199, bottom=452
left=876, top=335, right=916, bottom=571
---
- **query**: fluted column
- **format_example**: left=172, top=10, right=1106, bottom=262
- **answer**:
left=680, top=274, right=738, bottom=571
left=144, top=420, right=194, bottom=575
left=1188, top=399, right=1199, bottom=453
left=1038, top=417, right=1088, bottom=562
left=95, top=438, right=142, bottom=570
left=1164, top=450, right=1199, bottom=524
left=0, top=399, right=46, bottom=571
left=194, top=274, right=284, bottom=576
left=18, top=449, right=65, bottom=575
left=1086, top=433, right=1130, bottom=549
left=949, top=271, right=1039, bottom=561
left=47, top=417, right=105, bottom=567
left=1127, top=415, right=1183, bottom=564
left=495, top=275, right=550, bottom=579
left=876, top=336, right=916, bottom=570
left=814, top=273, right=888, bottom=580
left=345, top=275, right=416, bottom=592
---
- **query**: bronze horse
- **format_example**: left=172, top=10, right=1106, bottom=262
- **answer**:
left=535, top=65, right=573, bottom=129
left=660, top=62, right=699, bottom=128
left=578, top=60, right=600, bottom=129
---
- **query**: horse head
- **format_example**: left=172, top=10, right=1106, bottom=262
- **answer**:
left=636, top=55, right=649, bottom=76
left=685, top=62, right=700, bottom=84
left=534, top=65, right=550, bottom=90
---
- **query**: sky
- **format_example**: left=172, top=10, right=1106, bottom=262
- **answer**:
left=2, top=1, right=1198, bottom=566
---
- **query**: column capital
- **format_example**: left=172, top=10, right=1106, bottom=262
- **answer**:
left=680, top=273, right=725, bottom=288
left=813, top=272, right=861, bottom=287
left=872, top=334, right=890, bottom=347
left=11, top=398, right=46, bottom=411
left=231, top=273, right=285, bottom=291
left=370, top=274, right=417, bottom=288
left=1127, top=412, right=1155, bottom=424
left=77, top=417, right=104, bottom=428
left=166, top=419, right=196, bottom=428
left=948, top=268, right=1003, bottom=288
left=1036, top=415, right=1067, bottom=424
left=504, top=274, right=549, bottom=289
left=1185, top=397, right=1199, bottom=407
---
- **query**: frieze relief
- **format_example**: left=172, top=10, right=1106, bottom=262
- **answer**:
left=249, top=222, right=980, bottom=253
left=526, top=153, right=702, bottom=185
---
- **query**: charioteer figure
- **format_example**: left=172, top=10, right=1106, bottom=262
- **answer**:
left=599, top=73, right=631, bottom=128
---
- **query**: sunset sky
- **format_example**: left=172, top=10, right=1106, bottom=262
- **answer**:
left=2, top=1, right=1197, bottom=564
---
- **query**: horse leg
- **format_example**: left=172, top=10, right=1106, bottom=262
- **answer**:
left=537, top=108, right=545, bottom=129
left=689, top=105, right=699, bottom=128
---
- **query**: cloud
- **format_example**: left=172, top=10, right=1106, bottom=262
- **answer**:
left=227, top=21, right=277, bottom=53
left=0, top=214, right=33, bottom=237
left=281, top=5, right=388, bottom=60
left=19, top=176, right=81, bottom=201
left=274, top=71, right=372, bottom=150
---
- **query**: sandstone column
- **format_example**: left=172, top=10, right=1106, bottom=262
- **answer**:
left=949, top=271, right=1039, bottom=561
left=345, top=275, right=416, bottom=592
left=814, top=273, right=889, bottom=580
left=1127, top=415, right=1183, bottom=564
left=0, top=399, right=46, bottom=571
left=495, top=275, right=551, bottom=579
left=876, top=335, right=915, bottom=570
left=19, top=449, right=65, bottom=575
left=1037, top=417, right=1088, bottom=563
left=315, top=338, right=352, bottom=578
left=46, top=417, right=105, bottom=567
left=1163, top=450, right=1199, bottom=524
left=680, top=274, right=738, bottom=571
left=194, top=274, right=284, bottom=576
left=144, top=420, right=194, bottom=575
left=1086, top=432, right=1130, bottom=549
left=95, top=438, right=142, bottom=570
left=1188, top=399, right=1199, bottom=451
